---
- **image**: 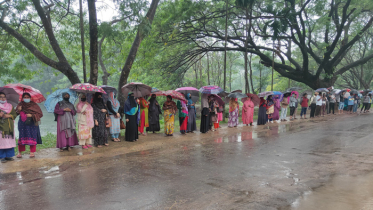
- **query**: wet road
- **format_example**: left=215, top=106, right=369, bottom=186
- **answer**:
left=1, top=114, right=373, bottom=210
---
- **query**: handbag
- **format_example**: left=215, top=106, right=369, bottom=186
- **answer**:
left=25, top=117, right=33, bottom=125
left=105, top=115, right=112, bottom=128
left=120, top=119, right=126, bottom=129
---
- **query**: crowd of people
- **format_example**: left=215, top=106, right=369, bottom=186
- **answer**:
left=0, top=89, right=371, bottom=163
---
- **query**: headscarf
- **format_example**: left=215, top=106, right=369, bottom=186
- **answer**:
left=59, top=92, right=75, bottom=111
left=92, top=92, right=106, bottom=109
left=201, top=94, right=209, bottom=108
left=16, top=93, right=43, bottom=124
left=124, top=94, right=138, bottom=115
left=148, top=94, right=160, bottom=112
left=229, top=98, right=238, bottom=112
left=108, top=92, right=119, bottom=109
left=76, top=94, right=94, bottom=128
left=0, top=92, right=12, bottom=114
left=186, top=93, right=194, bottom=108
left=58, top=92, right=76, bottom=138
left=267, top=95, right=274, bottom=106
left=163, top=96, right=177, bottom=112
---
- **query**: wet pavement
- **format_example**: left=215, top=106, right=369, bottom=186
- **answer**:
left=1, top=113, right=373, bottom=210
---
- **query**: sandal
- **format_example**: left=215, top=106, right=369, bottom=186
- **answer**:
left=16, top=154, right=22, bottom=158
left=1, top=158, right=7, bottom=163
left=104, top=143, right=109, bottom=146
left=29, top=153, right=35, bottom=158
left=87, top=145, right=93, bottom=148
left=60, top=149, right=64, bottom=152
left=97, top=145, right=102, bottom=148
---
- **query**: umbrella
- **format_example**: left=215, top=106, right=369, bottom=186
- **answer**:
left=199, top=85, right=224, bottom=95
left=44, top=88, right=78, bottom=113
left=231, top=89, right=242, bottom=93
left=362, top=89, right=371, bottom=95
left=227, top=92, right=247, bottom=99
left=70, top=83, right=106, bottom=94
left=4, top=83, right=46, bottom=103
left=286, top=87, right=303, bottom=92
left=218, top=91, right=229, bottom=97
left=282, top=91, right=292, bottom=97
left=242, top=93, right=260, bottom=106
left=331, top=89, right=341, bottom=94
left=121, top=82, right=152, bottom=98
left=151, top=87, right=160, bottom=93
left=315, top=88, right=329, bottom=93
left=258, top=91, right=274, bottom=98
left=350, top=89, right=359, bottom=95
left=0, top=87, right=20, bottom=108
left=154, top=90, right=187, bottom=102
left=209, top=94, right=225, bottom=106
left=175, top=87, right=200, bottom=103
left=337, top=89, right=347, bottom=95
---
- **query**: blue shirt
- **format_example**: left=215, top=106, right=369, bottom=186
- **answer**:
left=348, top=96, right=354, bottom=105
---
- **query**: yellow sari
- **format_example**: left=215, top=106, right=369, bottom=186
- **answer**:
left=164, top=109, right=175, bottom=135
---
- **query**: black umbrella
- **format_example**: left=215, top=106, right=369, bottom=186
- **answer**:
left=282, top=91, right=292, bottom=97
left=227, top=92, right=247, bottom=99
left=350, top=89, right=359, bottom=95
left=218, top=91, right=229, bottom=97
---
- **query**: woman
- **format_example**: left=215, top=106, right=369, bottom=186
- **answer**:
left=76, top=94, right=94, bottom=149
left=200, top=94, right=210, bottom=133
left=315, top=92, right=322, bottom=117
left=124, top=93, right=140, bottom=142
left=163, top=95, right=177, bottom=136
left=289, top=93, right=297, bottom=120
left=209, top=96, right=219, bottom=131
left=54, top=92, right=79, bottom=151
left=310, top=92, right=318, bottom=118
left=242, top=97, right=254, bottom=126
left=228, top=98, right=239, bottom=127
left=329, top=93, right=336, bottom=115
left=361, top=94, right=370, bottom=113
left=273, top=96, right=281, bottom=121
left=257, top=97, right=267, bottom=125
left=146, top=94, right=162, bottom=133
left=266, top=95, right=275, bottom=123
left=138, top=97, right=149, bottom=136
left=186, top=93, right=197, bottom=133
left=107, top=92, right=121, bottom=141
left=321, top=93, right=327, bottom=116
left=347, top=94, right=354, bottom=114
left=280, top=95, right=289, bottom=121
left=92, top=92, right=108, bottom=147
left=177, top=99, right=188, bottom=134
left=338, top=93, right=345, bottom=114
left=0, top=92, right=17, bottom=163
left=300, top=93, right=309, bottom=119
left=16, top=93, right=43, bottom=158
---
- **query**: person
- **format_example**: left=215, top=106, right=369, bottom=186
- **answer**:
left=163, top=95, right=177, bottom=136
left=289, top=93, right=297, bottom=120
left=266, top=95, right=275, bottom=123
left=107, top=92, right=121, bottom=141
left=257, top=97, right=267, bottom=125
left=91, top=92, right=108, bottom=147
left=186, top=93, right=197, bottom=133
left=217, top=105, right=223, bottom=128
left=76, top=94, right=94, bottom=149
left=329, top=93, right=336, bottom=115
left=361, top=94, right=370, bottom=113
left=147, top=94, right=162, bottom=133
left=177, top=98, right=188, bottom=134
left=209, top=96, right=219, bottom=131
left=315, top=92, right=322, bottom=117
left=124, top=93, right=139, bottom=141
left=0, top=92, right=17, bottom=163
left=242, top=97, right=254, bottom=126
left=228, top=97, right=239, bottom=127
left=353, top=94, right=359, bottom=113
left=338, top=93, right=345, bottom=114
left=347, top=94, right=354, bottom=114
left=309, top=92, right=317, bottom=118
left=138, top=97, right=149, bottom=136
left=16, top=93, right=43, bottom=158
left=300, top=93, right=309, bottom=119
left=326, top=93, right=330, bottom=115
left=54, top=92, right=79, bottom=151
left=368, top=94, right=372, bottom=112
left=200, top=94, right=210, bottom=133
left=273, top=96, right=281, bottom=121
left=293, top=96, right=299, bottom=119
left=280, top=94, right=289, bottom=121
left=321, top=93, right=327, bottom=117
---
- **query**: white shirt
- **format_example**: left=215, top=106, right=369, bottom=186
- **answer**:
left=316, top=95, right=322, bottom=106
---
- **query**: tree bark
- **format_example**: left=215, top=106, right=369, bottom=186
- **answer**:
left=87, top=0, right=98, bottom=85
left=98, top=35, right=110, bottom=85
left=207, top=52, right=210, bottom=85
left=249, top=53, right=254, bottom=93
left=117, top=0, right=160, bottom=103
left=79, top=0, right=87, bottom=83
left=244, top=7, right=249, bottom=94
left=223, top=0, right=228, bottom=91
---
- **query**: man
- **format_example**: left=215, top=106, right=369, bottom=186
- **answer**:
left=315, top=92, right=322, bottom=117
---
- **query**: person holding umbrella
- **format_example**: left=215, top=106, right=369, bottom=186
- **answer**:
left=242, top=97, right=254, bottom=126
left=228, top=97, right=239, bottom=127
left=107, top=92, right=121, bottom=141
left=266, top=95, right=275, bottom=123
left=361, top=94, right=371, bottom=113
left=163, top=95, right=177, bottom=136
left=186, top=93, right=197, bottom=133
left=147, top=94, right=162, bottom=133
left=124, top=93, right=140, bottom=141
left=280, top=94, right=290, bottom=121
left=76, top=94, right=94, bottom=149
left=273, top=95, right=281, bottom=121
left=92, top=92, right=109, bottom=147
left=300, top=93, right=309, bottom=119
left=347, top=94, right=355, bottom=114
left=315, top=92, right=323, bottom=117
left=200, top=94, right=210, bottom=133
left=0, top=92, right=17, bottom=163
left=16, top=93, right=43, bottom=158
left=329, top=93, right=336, bottom=115
left=54, top=92, right=79, bottom=151
left=257, top=97, right=267, bottom=125
left=338, top=92, right=345, bottom=114
left=138, top=97, right=149, bottom=136
left=177, top=97, right=188, bottom=134
left=321, top=93, right=328, bottom=117
left=309, top=92, right=318, bottom=118
left=289, top=93, right=297, bottom=120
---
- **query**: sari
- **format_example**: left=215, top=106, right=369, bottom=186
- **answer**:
left=228, top=98, right=239, bottom=127
left=163, top=100, right=177, bottom=135
left=138, top=97, right=149, bottom=134
left=76, top=96, right=94, bottom=145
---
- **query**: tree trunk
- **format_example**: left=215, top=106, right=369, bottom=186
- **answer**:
left=199, top=56, right=203, bottom=87
left=87, top=0, right=98, bottom=85
left=259, top=67, right=262, bottom=93
left=98, top=35, right=110, bottom=85
left=207, top=53, right=210, bottom=85
left=79, top=0, right=87, bottom=83
left=223, top=0, right=228, bottom=91
left=194, top=63, right=198, bottom=87
left=249, top=53, right=254, bottom=93
left=244, top=8, right=249, bottom=94
left=117, top=0, right=160, bottom=103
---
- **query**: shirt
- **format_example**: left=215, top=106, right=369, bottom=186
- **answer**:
left=316, top=95, right=322, bottom=106
left=301, top=97, right=309, bottom=107
left=348, top=96, right=354, bottom=105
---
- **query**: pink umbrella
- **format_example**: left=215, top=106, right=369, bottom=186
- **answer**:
left=4, top=83, right=46, bottom=103
left=70, top=83, right=106, bottom=94
left=209, top=94, right=225, bottom=106
left=154, top=90, right=187, bottom=102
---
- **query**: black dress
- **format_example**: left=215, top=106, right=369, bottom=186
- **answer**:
left=92, top=103, right=108, bottom=146
left=146, top=99, right=162, bottom=132
left=257, top=102, right=267, bottom=125
left=125, top=114, right=138, bottom=142
left=200, top=107, right=210, bottom=133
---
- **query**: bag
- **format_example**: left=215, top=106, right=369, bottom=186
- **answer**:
left=25, top=117, right=33, bottom=125
left=120, top=119, right=126, bottom=129
left=218, top=107, right=224, bottom=112
left=105, top=115, right=112, bottom=128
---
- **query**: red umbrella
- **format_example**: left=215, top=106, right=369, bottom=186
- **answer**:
left=242, top=93, right=260, bottom=106
left=4, top=83, right=46, bottom=103
left=154, top=90, right=187, bottom=102
left=209, top=94, right=225, bottom=106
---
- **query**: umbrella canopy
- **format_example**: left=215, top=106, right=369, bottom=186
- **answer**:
left=350, top=89, right=359, bottom=95
left=44, top=88, right=78, bottom=113
left=175, top=87, right=200, bottom=103
left=286, top=87, right=303, bottom=92
left=282, top=91, right=292, bottom=97
left=315, top=88, right=329, bottom=93
left=209, top=94, right=225, bottom=106
left=331, top=89, right=341, bottom=94
left=151, top=87, right=160, bottom=93
left=0, top=87, right=20, bottom=108
left=218, top=91, right=229, bottom=97
left=154, top=90, right=187, bottom=102
left=362, top=89, right=371, bottom=95
left=199, top=85, right=224, bottom=95
left=231, top=89, right=242, bottom=93
left=227, top=92, right=247, bottom=99
left=121, top=82, right=152, bottom=98
left=258, top=91, right=274, bottom=98
left=337, top=89, right=347, bottom=95
left=242, top=93, right=260, bottom=106
left=70, top=83, right=106, bottom=94
left=4, top=83, right=46, bottom=103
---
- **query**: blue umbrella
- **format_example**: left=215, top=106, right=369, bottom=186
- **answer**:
left=44, top=88, right=78, bottom=113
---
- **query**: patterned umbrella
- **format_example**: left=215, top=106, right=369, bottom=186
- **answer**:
left=227, top=92, right=247, bottom=99
left=0, top=87, right=20, bottom=107
left=121, top=82, right=152, bottom=98
left=175, top=87, right=200, bottom=103
left=258, top=91, right=274, bottom=98
left=86, top=85, right=117, bottom=104
left=209, top=94, right=225, bottom=106
left=242, top=93, right=260, bottom=106
left=4, top=83, right=46, bottom=103
left=153, top=90, right=187, bottom=102
left=44, top=88, right=78, bottom=113
left=70, top=83, right=106, bottom=94
left=151, top=87, right=160, bottom=93
left=199, top=85, right=224, bottom=94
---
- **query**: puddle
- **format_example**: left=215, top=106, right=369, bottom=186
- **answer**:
left=291, top=172, right=373, bottom=210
